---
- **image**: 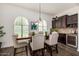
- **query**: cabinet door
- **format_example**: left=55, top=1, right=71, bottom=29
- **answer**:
left=67, top=14, right=78, bottom=24
left=52, top=20, right=56, bottom=28
left=57, top=20, right=61, bottom=28
left=55, top=20, right=58, bottom=28
left=67, top=16, right=73, bottom=24
left=53, top=15, right=68, bottom=28
left=55, top=21, right=58, bottom=28
left=61, top=16, right=66, bottom=28
left=72, top=14, right=78, bottom=24
left=56, top=19, right=61, bottom=28
left=55, top=17, right=62, bottom=28
left=58, top=34, right=66, bottom=45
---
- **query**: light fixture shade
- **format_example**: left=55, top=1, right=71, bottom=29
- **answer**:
left=31, top=19, right=39, bottom=23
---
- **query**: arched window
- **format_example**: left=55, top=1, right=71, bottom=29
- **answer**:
left=38, top=20, right=47, bottom=34
left=14, top=16, right=29, bottom=38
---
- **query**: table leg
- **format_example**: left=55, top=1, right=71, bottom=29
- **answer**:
left=27, top=40, right=31, bottom=56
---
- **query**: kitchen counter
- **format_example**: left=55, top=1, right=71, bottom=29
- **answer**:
left=58, top=32, right=78, bottom=48
left=58, top=28, right=78, bottom=46
left=67, top=34, right=77, bottom=36
left=58, top=28, right=77, bottom=34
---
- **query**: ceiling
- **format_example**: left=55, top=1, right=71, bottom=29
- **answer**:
left=10, top=3, right=79, bottom=15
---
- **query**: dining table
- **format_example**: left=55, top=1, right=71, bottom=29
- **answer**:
left=16, top=36, right=32, bottom=56
left=16, top=36, right=32, bottom=40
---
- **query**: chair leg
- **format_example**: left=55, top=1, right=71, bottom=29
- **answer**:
left=25, top=46, right=28, bottom=55
left=56, top=44, right=58, bottom=53
left=42, top=49, right=44, bottom=56
left=50, top=47, right=52, bottom=56
left=46, top=45, right=50, bottom=52
left=45, top=44, right=52, bottom=56
left=44, top=43, right=46, bottom=49
left=32, top=51, right=35, bottom=56
left=29, top=46, right=33, bottom=56
left=14, top=48, right=16, bottom=56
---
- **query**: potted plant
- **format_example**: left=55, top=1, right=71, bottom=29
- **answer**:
left=50, top=28, right=58, bottom=34
left=45, top=31, right=49, bottom=40
left=32, top=32, right=35, bottom=36
left=0, top=26, right=5, bottom=48
left=52, top=28, right=58, bottom=32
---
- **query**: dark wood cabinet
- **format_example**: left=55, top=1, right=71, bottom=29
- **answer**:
left=67, top=16, right=72, bottom=24
left=52, top=14, right=78, bottom=28
left=52, top=20, right=56, bottom=28
left=67, top=14, right=78, bottom=28
left=58, top=34, right=66, bottom=45
left=60, top=15, right=68, bottom=28
left=52, top=15, right=68, bottom=28
left=55, top=19, right=61, bottom=28
left=68, top=14, right=78, bottom=24
left=72, top=14, right=78, bottom=23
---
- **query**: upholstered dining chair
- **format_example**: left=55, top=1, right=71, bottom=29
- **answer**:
left=30, top=33, right=45, bottom=56
left=13, top=35, right=28, bottom=56
left=44, top=31, right=59, bottom=56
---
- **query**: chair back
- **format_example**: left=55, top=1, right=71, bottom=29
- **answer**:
left=49, top=31, right=59, bottom=45
left=32, top=33, right=45, bottom=50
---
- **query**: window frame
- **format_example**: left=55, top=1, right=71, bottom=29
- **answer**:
left=14, top=16, right=29, bottom=38
left=38, top=20, right=47, bottom=33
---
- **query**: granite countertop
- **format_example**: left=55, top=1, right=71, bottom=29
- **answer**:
left=59, top=32, right=78, bottom=36
left=58, top=28, right=78, bottom=35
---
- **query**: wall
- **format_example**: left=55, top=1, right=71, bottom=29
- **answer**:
left=53, top=6, right=79, bottom=51
left=0, top=4, right=52, bottom=48
left=53, top=6, right=79, bottom=17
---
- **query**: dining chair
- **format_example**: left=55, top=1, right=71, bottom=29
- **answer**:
left=30, top=33, right=45, bottom=56
left=13, top=35, right=28, bottom=56
left=44, top=31, right=59, bottom=56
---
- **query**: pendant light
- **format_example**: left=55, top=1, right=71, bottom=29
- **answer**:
left=39, top=3, right=41, bottom=21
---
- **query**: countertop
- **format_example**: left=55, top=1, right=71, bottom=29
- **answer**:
left=58, top=28, right=78, bottom=35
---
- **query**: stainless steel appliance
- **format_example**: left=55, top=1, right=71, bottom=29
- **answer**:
left=66, top=34, right=78, bottom=48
